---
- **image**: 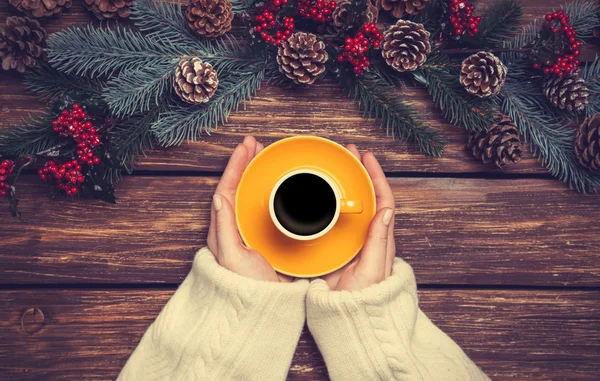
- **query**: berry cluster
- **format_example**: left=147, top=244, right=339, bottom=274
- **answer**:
left=52, top=104, right=101, bottom=166
left=447, top=0, right=480, bottom=36
left=297, top=0, right=336, bottom=23
left=39, top=104, right=102, bottom=196
left=38, top=159, right=85, bottom=196
left=0, top=160, right=14, bottom=197
left=253, top=0, right=294, bottom=45
left=337, top=23, right=383, bottom=75
left=534, top=10, right=581, bottom=76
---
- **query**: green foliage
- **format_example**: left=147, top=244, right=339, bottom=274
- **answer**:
left=581, top=56, right=600, bottom=117
left=103, top=63, right=176, bottom=117
left=109, top=107, right=162, bottom=175
left=414, top=56, right=495, bottom=132
left=24, top=65, right=105, bottom=102
left=507, top=0, right=599, bottom=51
left=0, top=114, right=61, bottom=157
left=131, top=0, right=198, bottom=44
left=47, top=26, right=192, bottom=78
left=500, top=77, right=600, bottom=193
left=560, top=0, right=600, bottom=38
left=476, top=0, right=523, bottom=47
left=152, top=63, right=267, bottom=147
left=339, top=70, right=446, bottom=157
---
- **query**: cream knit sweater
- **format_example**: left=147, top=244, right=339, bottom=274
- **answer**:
left=118, top=247, right=490, bottom=381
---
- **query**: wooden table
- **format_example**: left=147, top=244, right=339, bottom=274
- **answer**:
left=1, top=1, right=600, bottom=380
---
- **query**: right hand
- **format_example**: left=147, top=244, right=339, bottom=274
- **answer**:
left=321, top=145, right=396, bottom=291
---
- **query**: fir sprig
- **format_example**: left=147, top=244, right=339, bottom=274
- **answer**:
left=131, top=0, right=198, bottom=43
left=581, top=56, right=600, bottom=117
left=500, top=78, right=600, bottom=193
left=103, top=63, right=176, bottom=117
left=340, top=70, right=446, bottom=157
left=152, top=63, right=267, bottom=147
left=109, top=106, right=162, bottom=175
left=414, top=56, right=494, bottom=132
left=560, top=0, right=600, bottom=38
left=476, top=0, right=523, bottom=47
left=24, top=65, right=105, bottom=102
left=0, top=114, right=61, bottom=157
left=507, top=0, right=599, bottom=51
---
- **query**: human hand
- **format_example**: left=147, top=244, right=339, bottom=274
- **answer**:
left=207, top=136, right=291, bottom=282
left=322, top=145, right=396, bottom=291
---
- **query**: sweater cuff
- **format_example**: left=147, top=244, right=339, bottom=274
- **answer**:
left=118, top=247, right=309, bottom=381
left=307, top=258, right=417, bottom=311
left=307, top=258, right=490, bottom=381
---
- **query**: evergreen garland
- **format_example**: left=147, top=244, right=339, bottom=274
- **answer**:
left=1, top=0, right=600, bottom=216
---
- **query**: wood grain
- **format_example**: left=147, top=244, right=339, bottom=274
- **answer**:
left=2, top=175, right=599, bottom=286
left=1, top=288, right=599, bottom=381
left=1, top=0, right=598, bottom=175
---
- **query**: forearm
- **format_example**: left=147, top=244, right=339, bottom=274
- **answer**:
left=307, top=258, right=490, bottom=381
left=118, top=247, right=308, bottom=381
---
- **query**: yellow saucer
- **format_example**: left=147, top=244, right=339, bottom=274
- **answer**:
left=235, top=136, right=376, bottom=278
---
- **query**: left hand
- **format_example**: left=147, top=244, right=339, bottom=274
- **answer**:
left=207, top=136, right=291, bottom=283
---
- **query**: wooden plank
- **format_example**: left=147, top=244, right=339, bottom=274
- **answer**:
left=2, top=175, right=600, bottom=286
left=2, top=0, right=597, bottom=174
left=1, top=289, right=599, bottom=380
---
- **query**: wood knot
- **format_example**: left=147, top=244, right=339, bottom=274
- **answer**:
left=21, top=308, right=45, bottom=334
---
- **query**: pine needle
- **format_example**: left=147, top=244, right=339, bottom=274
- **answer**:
left=340, top=70, right=446, bottom=157
left=152, top=63, right=266, bottom=147
left=476, top=0, right=523, bottom=47
left=500, top=78, right=600, bottom=193
left=0, top=113, right=61, bottom=157
left=415, top=55, right=494, bottom=132
left=24, top=65, right=105, bottom=102
left=581, top=56, right=600, bottom=117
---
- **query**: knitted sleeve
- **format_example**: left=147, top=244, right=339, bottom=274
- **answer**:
left=306, top=258, right=490, bottom=381
left=117, top=247, right=309, bottom=381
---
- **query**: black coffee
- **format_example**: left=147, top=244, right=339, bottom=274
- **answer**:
left=273, top=173, right=336, bottom=236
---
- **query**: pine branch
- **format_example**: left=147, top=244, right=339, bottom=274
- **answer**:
left=581, top=55, right=600, bottom=117
left=152, top=62, right=266, bottom=147
left=475, top=0, right=523, bottom=47
left=131, top=0, right=198, bottom=43
left=507, top=0, right=600, bottom=51
left=0, top=113, right=62, bottom=157
left=339, top=70, right=446, bottom=157
left=24, top=64, right=105, bottom=101
left=500, top=79, right=600, bottom=193
left=109, top=106, right=162, bottom=175
left=230, top=0, right=256, bottom=14
left=561, top=0, right=600, bottom=38
left=413, top=56, right=494, bottom=132
left=103, top=63, right=176, bottom=117
left=47, top=25, right=237, bottom=78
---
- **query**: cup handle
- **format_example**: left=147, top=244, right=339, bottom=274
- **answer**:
left=340, top=199, right=363, bottom=214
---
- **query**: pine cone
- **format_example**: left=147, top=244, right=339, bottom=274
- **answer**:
left=186, top=0, right=233, bottom=39
left=0, top=16, right=46, bottom=73
left=173, top=57, right=219, bottom=104
left=381, top=20, right=430, bottom=73
left=459, top=51, right=507, bottom=98
left=543, top=73, right=588, bottom=113
left=276, top=32, right=328, bottom=85
left=466, top=116, right=522, bottom=167
left=330, top=0, right=378, bottom=33
left=82, top=0, right=133, bottom=19
left=574, top=114, right=600, bottom=171
left=376, top=0, right=429, bottom=18
left=9, top=0, right=72, bottom=18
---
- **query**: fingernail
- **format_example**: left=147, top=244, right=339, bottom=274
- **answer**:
left=213, top=194, right=222, bottom=211
left=383, top=208, right=393, bottom=226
